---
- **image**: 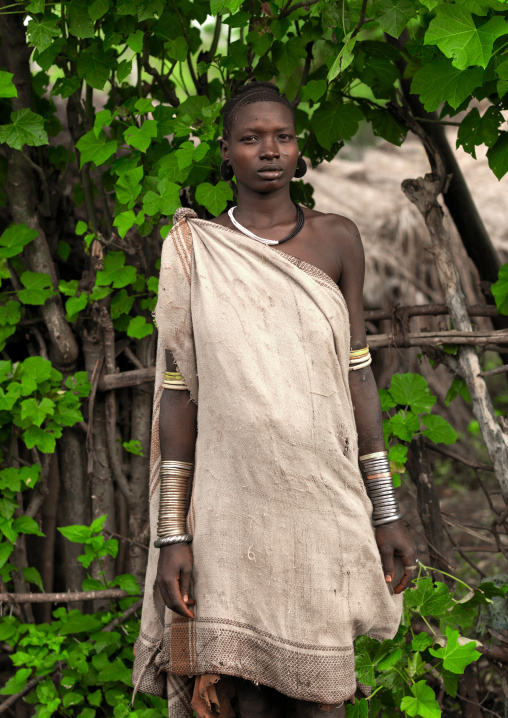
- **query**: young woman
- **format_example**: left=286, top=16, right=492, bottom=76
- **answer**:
left=133, top=82, right=417, bottom=718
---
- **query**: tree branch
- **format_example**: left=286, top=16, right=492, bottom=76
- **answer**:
left=0, top=588, right=137, bottom=604
left=279, top=0, right=319, bottom=18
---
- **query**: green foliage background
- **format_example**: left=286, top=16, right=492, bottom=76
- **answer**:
left=0, top=0, right=507, bottom=716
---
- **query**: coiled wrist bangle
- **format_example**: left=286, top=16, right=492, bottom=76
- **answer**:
left=154, top=533, right=193, bottom=548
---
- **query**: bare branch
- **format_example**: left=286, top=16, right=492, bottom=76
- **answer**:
left=279, top=0, right=319, bottom=18
left=0, top=589, right=137, bottom=604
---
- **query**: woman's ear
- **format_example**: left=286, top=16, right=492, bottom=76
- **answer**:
left=219, top=139, right=229, bottom=161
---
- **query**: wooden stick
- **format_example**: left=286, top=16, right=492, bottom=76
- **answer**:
left=369, top=329, right=508, bottom=350
left=424, top=440, right=494, bottom=472
left=98, top=366, right=155, bottom=391
left=481, top=364, right=508, bottom=378
left=0, top=589, right=138, bottom=604
left=364, top=303, right=499, bottom=322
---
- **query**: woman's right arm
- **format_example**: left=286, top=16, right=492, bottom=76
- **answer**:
left=155, top=349, right=197, bottom=619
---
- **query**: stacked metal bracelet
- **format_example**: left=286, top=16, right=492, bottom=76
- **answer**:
left=349, top=345, right=372, bottom=371
left=162, top=371, right=187, bottom=390
left=359, top=450, right=403, bottom=527
left=154, top=460, right=194, bottom=548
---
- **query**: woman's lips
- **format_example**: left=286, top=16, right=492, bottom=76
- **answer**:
left=257, top=166, right=283, bottom=179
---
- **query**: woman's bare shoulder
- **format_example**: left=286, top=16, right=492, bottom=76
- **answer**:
left=303, top=208, right=362, bottom=246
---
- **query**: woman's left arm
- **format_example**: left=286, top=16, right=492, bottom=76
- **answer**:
left=337, top=218, right=418, bottom=594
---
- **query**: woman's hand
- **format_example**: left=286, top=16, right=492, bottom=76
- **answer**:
left=375, top=520, right=418, bottom=594
left=156, top=543, right=195, bottom=618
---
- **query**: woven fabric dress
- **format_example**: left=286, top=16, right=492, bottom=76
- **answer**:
left=132, top=208, right=403, bottom=717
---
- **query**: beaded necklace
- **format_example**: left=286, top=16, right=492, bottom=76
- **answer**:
left=228, top=202, right=305, bottom=245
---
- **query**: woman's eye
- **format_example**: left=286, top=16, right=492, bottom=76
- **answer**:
left=241, top=136, right=256, bottom=141
left=279, top=134, right=293, bottom=140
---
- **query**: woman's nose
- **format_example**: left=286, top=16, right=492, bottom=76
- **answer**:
left=259, top=140, right=279, bottom=158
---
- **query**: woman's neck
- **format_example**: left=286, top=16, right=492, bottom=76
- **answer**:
left=235, top=186, right=295, bottom=229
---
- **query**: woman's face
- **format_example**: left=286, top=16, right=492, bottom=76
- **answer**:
left=221, top=101, right=299, bottom=193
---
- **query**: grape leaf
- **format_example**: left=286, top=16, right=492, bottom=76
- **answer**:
left=13, top=516, right=44, bottom=537
left=388, top=373, right=436, bottom=414
left=486, top=130, right=508, bottom=180
left=400, top=680, right=441, bottom=718
left=68, top=0, right=95, bottom=38
left=425, top=5, right=508, bottom=70
left=195, top=181, right=233, bottom=215
left=115, top=166, right=143, bottom=208
left=127, top=30, right=144, bottom=53
left=0, top=223, right=38, bottom=259
left=421, top=414, right=458, bottom=445
left=76, top=130, right=117, bottom=168
left=210, top=0, right=243, bottom=15
left=76, top=48, right=116, bottom=90
left=88, top=0, right=109, bottom=21
left=300, top=80, right=327, bottom=103
left=23, top=426, right=56, bottom=453
left=404, top=578, right=453, bottom=616
left=127, top=316, right=153, bottom=339
left=272, top=37, right=307, bottom=76
left=96, top=252, right=137, bottom=289
left=0, top=72, right=17, bottom=99
left=124, top=120, right=158, bottom=152
left=411, top=57, right=483, bottom=111
left=0, top=109, right=48, bottom=151
left=456, top=106, right=503, bottom=158
left=18, top=271, right=55, bottom=305
left=492, top=263, right=508, bottom=313
left=113, top=210, right=136, bottom=239
left=26, top=14, right=60, bottom=52
left=165, top=37, right=188, bottom=62
left=313, top=102, right=363, bottom=149
left=376, top=0, right=415, bottom=38
left=387, top=410, right=420, bottom=442
left=429, top=627, right=480, bottom=673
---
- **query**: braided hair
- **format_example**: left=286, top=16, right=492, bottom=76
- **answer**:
left=222, top=82, right=295, bottom=139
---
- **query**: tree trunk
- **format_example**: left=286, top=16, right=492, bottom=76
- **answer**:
left=128, top=336, right=154, bottom=585
left=58, top=429, right=89, bottom=606
left=399, top=109, right=508, bottom=507
left=407, top=435, right=451, bottom=585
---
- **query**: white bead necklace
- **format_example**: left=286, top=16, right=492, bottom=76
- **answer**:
left=228, top=207, right=279, bottom=245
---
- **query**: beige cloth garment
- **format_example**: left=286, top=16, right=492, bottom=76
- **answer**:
left=132, top=208, right=403, bottom=716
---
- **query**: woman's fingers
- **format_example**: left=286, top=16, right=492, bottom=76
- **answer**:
left=156, top=544, right=195, bottom=619
left=180, top=563, right=192, bottom=606
left=166, top=574, right=195, bottom=618
left=392, top=554, right=419, bottom=594
left=379, top=547, right=395, bottom=584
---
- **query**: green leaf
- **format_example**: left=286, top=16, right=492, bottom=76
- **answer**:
left=63, top=692, right=84, bottom=708
left=405, top=578, right=453, bottom=616
left=165, top=37, right=188, bottom=62
left=20, top=397, right=55, bottom=427
left=59, top=524, right=91, bottom=542
left=388, top=443, right=408, bottom=468
left=76, top=130, right=117, bottom=168
left=210, top=0, right=243, bottom=15
left=313, top=102, right=363, bottom=150
left=88, top=0, right=109, bottom=22
left=272, top=37, right=307, bottom=76
left=400, top=680, right=441, bottom=718
left=96, top=252, right=137, bottom=289
left=117, top=59, right=132, bottom=83
left=456, top=107, right=502, bottom=158
left=425, top=5, right=508, bottom=70
left=0, top=71, right=17, bottom=99
left=368, top=108, right=408, bottom=146
left=376, top=0, right=415, bottom=38
left=195, top=181, right=233, bottom=215
left=429, top=627, right=480, bottom=673
left=127, top=29, right=144, bottom=53
left=93, top=109, right=113, bottom=139
left=110, top=289, right=134, bottom=318
left=65, top=371, right=92, bottom=398
left=114, top=573, right=140, bottom=593
left=127, top=316, right=153, bottom=339
left=388, top=373, right=436, bottom=413
left=54, top=393, right=84, bottom=427
left=113, top=210, right=136, bottom=239
left=411, top=55, right=483, bottom=112
left=379, top=388, right=396, bottom=411
left=59, top=613, right=101, bottom=635
left=26, top=0, right=45, bottom=12
left=121, top=439, right=144, bottom=456
left=411, top=632, right=433, bottom=652
left=387, top=410, right=420, bottom=442
left=144, top=178, right=181, bottom=217
left=0, top=222, right=38, bottom=259
left=68, top=0, right=95, bottom=38
left=26, top=14, right=60, bottom=52
left=445, top=377, right=471, bottom=406
left=0, top=543, right=13, bottom=570
left=22, top=566, right=44, bottom=591
left=76, top=48, right=115, bottom=90
left=486, top=131, right=508, bottom=180
left=327, top=34, right=356, bottom=81
left=21, top=355, right=52, bottom=383
left=0, top=109, right=48, bottom=151
left=124, top=120, right=158, bottom=152
left=492, top=263, right=508, bottom=313
left=115, top=166, right=143, bottom=208
left=0, top=668, right=31, bottom=695
left=18, top=271, right=55, bottom=305
left=13, top=516, right=44, bottom=536
left=300, top=80, right=327, bottom=103
left=421, top=414, right=458, bottom=445
left=23, top=426, right=56, bottom=453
